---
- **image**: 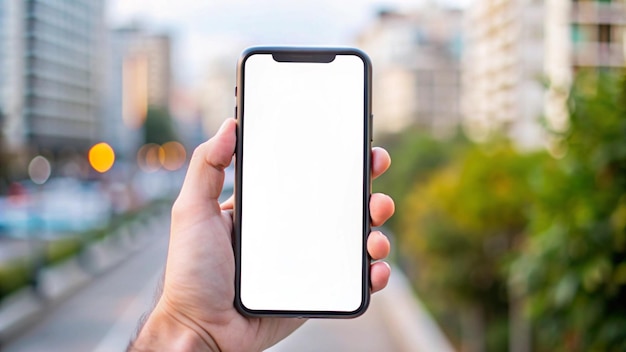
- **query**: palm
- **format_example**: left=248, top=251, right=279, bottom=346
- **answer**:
left=164, top=206, right=304, bottom=351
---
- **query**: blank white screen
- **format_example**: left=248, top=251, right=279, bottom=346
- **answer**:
left=240, top=53, right=366, bottom=312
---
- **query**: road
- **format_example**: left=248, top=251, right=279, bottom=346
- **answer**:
left=4, top=216, right=405, bottom=352
left=4, top=218, right=170, bottom=352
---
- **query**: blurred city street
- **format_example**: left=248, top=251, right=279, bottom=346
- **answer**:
left=2, top=0, right=626, bottom=350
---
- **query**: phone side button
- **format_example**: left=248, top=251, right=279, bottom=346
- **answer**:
left=234, top=107, right=238, bottom=155
left=369, top=114, right=374, bottom=142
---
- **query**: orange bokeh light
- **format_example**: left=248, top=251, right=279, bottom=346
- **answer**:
left=137, top=143, right=162, bottom=172
left=88, top=143, right=115, bottom=173
left=137, top=142, right=187, bottom=172
left=158, top=141, right=187, bottom=171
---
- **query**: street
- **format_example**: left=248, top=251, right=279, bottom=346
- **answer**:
left=3, top=216, right=408, bottom=352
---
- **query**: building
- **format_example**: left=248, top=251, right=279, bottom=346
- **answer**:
left=357, top=8, right=464, bottom=137
left=0, top=0, right=23, bottom=148
left=545, top=0, right=626, bottom=134
left=462, top=0, right=546, bottom=149
left=196, top=36, right=248, bottom=137
left=462, top=0, right=626, bottom=150
left=198, top=54, right=237, bottom=136
left=141, top=34, right=171, bottom=110
left=0, top=0, right=105, bottom=156
left=101, top=26, right=172, bottom=159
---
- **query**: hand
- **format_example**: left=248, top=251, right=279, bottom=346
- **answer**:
left=130, top=119, right=395, bottom=351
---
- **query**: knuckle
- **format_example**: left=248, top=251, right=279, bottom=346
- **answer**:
left=191, top=142, right=208, bottom=160
left=171, top=198, right=189, bottom=220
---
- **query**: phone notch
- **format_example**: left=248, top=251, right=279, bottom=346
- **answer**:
left=272, top=52, right=336, bottom=63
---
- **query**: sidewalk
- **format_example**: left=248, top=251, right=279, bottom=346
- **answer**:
left=268, top=269, right=455, bottom=352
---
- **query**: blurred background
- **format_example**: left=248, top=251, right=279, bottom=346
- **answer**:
left=1, top=0, right=625, bottom=351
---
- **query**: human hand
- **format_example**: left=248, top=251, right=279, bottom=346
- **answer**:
left=130, top=118, right=395, bottom=351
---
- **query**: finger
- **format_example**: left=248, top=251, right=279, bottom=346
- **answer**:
left=367, top=231, right=390, bottom=261
left=370, top=261, right=391, bottom=293
left=176, top=119, right=236, bottom=216
left=370, top=193, right=395, bottom=227
left=372, top=147, right=391, bottom=180
left=220, top=194, right=235, bottom=210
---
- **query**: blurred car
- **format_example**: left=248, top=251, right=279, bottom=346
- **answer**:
left=0, top=178, right=111, bottom=239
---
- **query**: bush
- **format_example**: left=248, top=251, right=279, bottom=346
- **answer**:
left=44, top=238, right=83, bottom=266
left=0, top=260, right=34, bottom=299
left=400, top=142, right=545, bottom=351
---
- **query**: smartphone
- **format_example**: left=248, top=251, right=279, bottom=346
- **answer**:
left=234, top=46, right=372, bottom=318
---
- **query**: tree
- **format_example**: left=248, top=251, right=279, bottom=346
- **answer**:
left=512, top=72, right=626, bottom=351
left=400, top=141, right=545, bottom=351
left=143, top=106, right=178, bottom=145
left=373, top=126, right=467, bottom=231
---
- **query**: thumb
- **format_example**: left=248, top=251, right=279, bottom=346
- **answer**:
left=176, top=118, right=236, bottom=216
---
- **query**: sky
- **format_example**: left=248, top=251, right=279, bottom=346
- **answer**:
left=107, top=0, right=470, bottom=86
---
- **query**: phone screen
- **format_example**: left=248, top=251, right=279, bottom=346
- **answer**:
left=237, top=49, right=370, bottom=315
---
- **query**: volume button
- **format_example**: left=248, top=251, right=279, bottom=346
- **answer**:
left=234, top=106, right=239, bottom=155
left=369, top=114, right=374, bottom=142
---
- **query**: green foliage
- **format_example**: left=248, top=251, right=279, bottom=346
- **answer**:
left=0, top=260, right=34, bottom=298
left=386, top=72, right=626, bottom=351
left=143, top=106, right=178, bottom=145
left=374, top=127, right=467, bottom=231
left=400, top=141, right=545, bottom=350
left=512, top=71, right=626, bottom=351
left=45, top=238, right=83, bottom=266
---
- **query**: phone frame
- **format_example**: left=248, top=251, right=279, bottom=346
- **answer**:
left=233, top=46, right=373, bottom=318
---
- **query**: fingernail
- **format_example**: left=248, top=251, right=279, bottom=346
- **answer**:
left=217, top=119, right=230, bottom=134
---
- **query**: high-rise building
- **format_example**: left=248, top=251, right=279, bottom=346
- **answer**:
left=102, top=26, right=172, bottom=159
left=462, top=0, right=546, bottom=149
left=0, top=0, right=105, bottom=155
left=0, top=1, right=6, bottom=119
left=357, top=8, right=464, bottom=137
left=1, top=0, right=26, bottom=154
left=463, top=0, right=626, bottom=149
left=142, top=34, right=171, bottom=109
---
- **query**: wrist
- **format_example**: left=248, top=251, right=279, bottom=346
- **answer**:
left=129, top=301, right=221, bottom=352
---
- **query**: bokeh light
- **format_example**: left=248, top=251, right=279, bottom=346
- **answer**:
left=158, top=141, right=187, bottom=171
left=28, top=155, right=52, bottom=184
left=137, top=143, right=162, bottom=172
left=88, top=143, right=116, bottom=173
